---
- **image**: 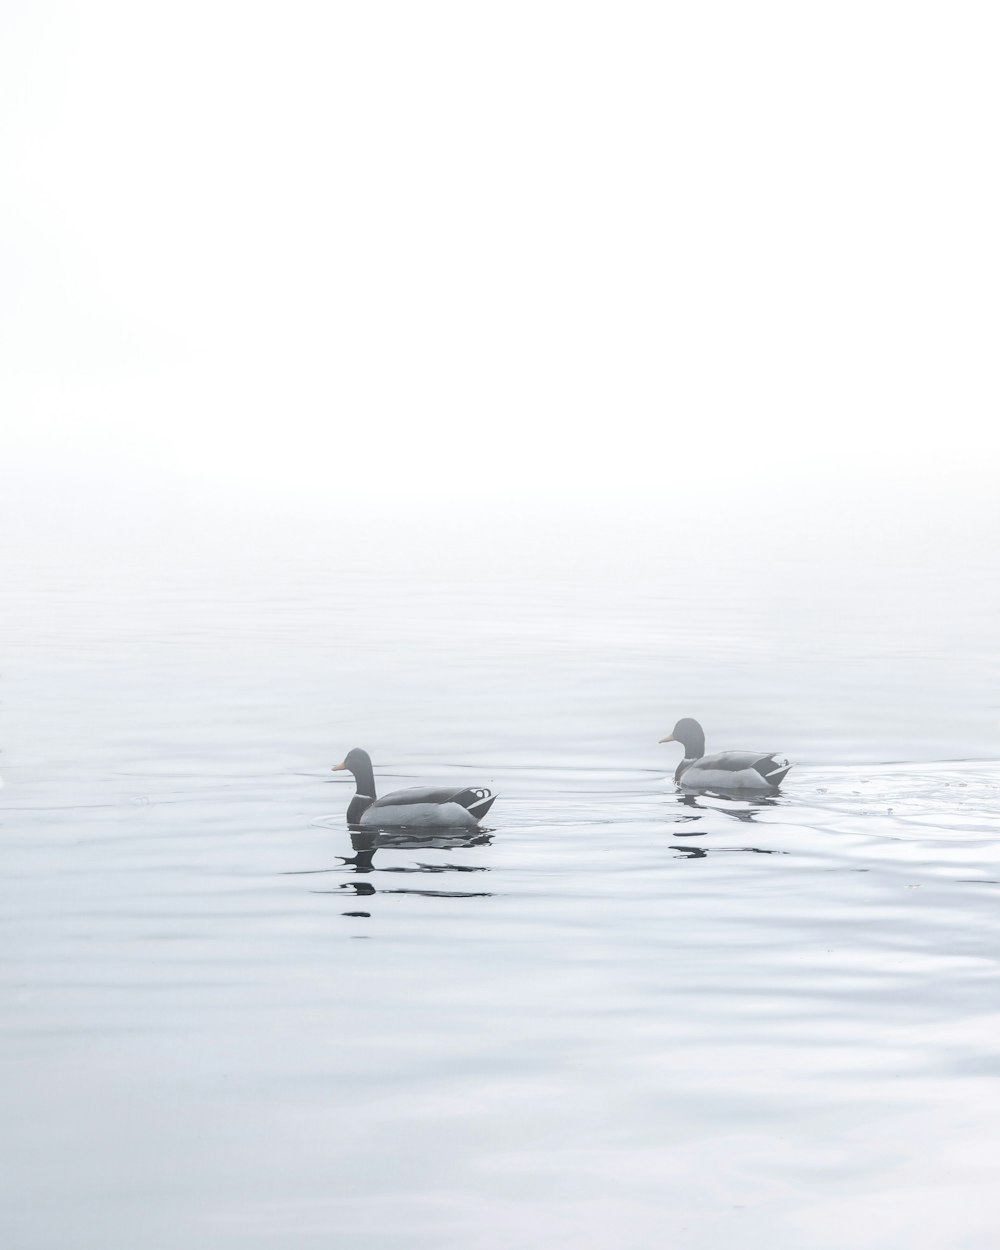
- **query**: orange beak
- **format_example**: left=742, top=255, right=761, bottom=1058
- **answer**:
left=332, top=762, right=347, bottom=771
left=659, top=734, right=675, bottom=743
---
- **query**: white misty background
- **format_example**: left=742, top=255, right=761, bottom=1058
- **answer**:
left=1, top=2, right=997, bottom=560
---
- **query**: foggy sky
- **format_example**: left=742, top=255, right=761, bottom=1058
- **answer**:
left=2, top=1, right=998, bottom=527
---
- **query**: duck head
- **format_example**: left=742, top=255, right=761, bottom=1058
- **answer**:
left=659, top=717, right=706, bottom=759
left=332, top=747, right=376, bottom=795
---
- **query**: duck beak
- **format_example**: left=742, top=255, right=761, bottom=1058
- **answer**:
left=332, top=762, right=347, bottom=771
left=659, top=735, right=675, bottom=743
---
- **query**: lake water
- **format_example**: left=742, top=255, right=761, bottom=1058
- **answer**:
left=2, top=503, right=999, bottom=1248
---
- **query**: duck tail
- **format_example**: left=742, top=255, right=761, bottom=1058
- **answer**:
left=762, top=760, right=792, bottom=788
left=457, top=787, right=496, bottom=819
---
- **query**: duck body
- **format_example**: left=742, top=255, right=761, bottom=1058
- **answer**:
left=334, top=748, right=497, bottom=829
left=661, top=718, right=791, bottom=793
left=673, top=750, right=791, bottom=792
left=354, top=786, right=495, bottom=829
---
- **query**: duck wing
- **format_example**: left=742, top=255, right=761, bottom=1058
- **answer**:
left=703, top=751, right=780, bottom=775
left=372, top=785, right=496, bottom=815
left=682, top=751, right=791, bottom=788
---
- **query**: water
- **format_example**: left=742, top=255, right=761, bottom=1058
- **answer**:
left=2, top=506, right=999, bottom=1249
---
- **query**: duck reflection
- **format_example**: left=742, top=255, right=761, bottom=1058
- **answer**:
left=341, top=827, right=492, bottom=868
left=674, top=790, right=781, bottom=824
left=667, top=790, right=785, bottom=857
left=293, top=827, right=494, bottom=905
left=670, top=844, right=785, bottom=859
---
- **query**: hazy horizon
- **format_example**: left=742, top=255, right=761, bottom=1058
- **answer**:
left=3, top=1, right=998, bottom=533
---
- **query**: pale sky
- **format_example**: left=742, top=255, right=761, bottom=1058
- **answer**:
left=2, top=1, right=998, bottom=521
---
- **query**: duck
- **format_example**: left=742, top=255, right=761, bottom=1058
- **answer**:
left=332, top=748, right=498, bottom=829
left=659, top=717, right=791, bottom=792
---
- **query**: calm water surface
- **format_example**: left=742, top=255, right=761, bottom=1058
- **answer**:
left=2, top=524, right=999, bottom=1249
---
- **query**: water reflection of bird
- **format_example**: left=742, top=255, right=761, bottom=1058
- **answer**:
left=332, top=748, right=497, bottom=828
left=660, top=717, right=791, bottom=792
left=668, top=790, right=787, bottom=859
left=315, top=827, right=494, bottom=902
left=338, top=827, right=493, bottom=872
left=675, top=791, right=780, bottom=823
left=670, top=844, right=783, bottom=859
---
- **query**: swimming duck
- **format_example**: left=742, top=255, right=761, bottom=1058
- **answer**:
left=659, top=718, right=791, bottom=792
left=332, top=748, right=498, bottom=829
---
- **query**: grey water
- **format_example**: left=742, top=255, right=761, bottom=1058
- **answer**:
left=2, top=504, right=999, bottom=1249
